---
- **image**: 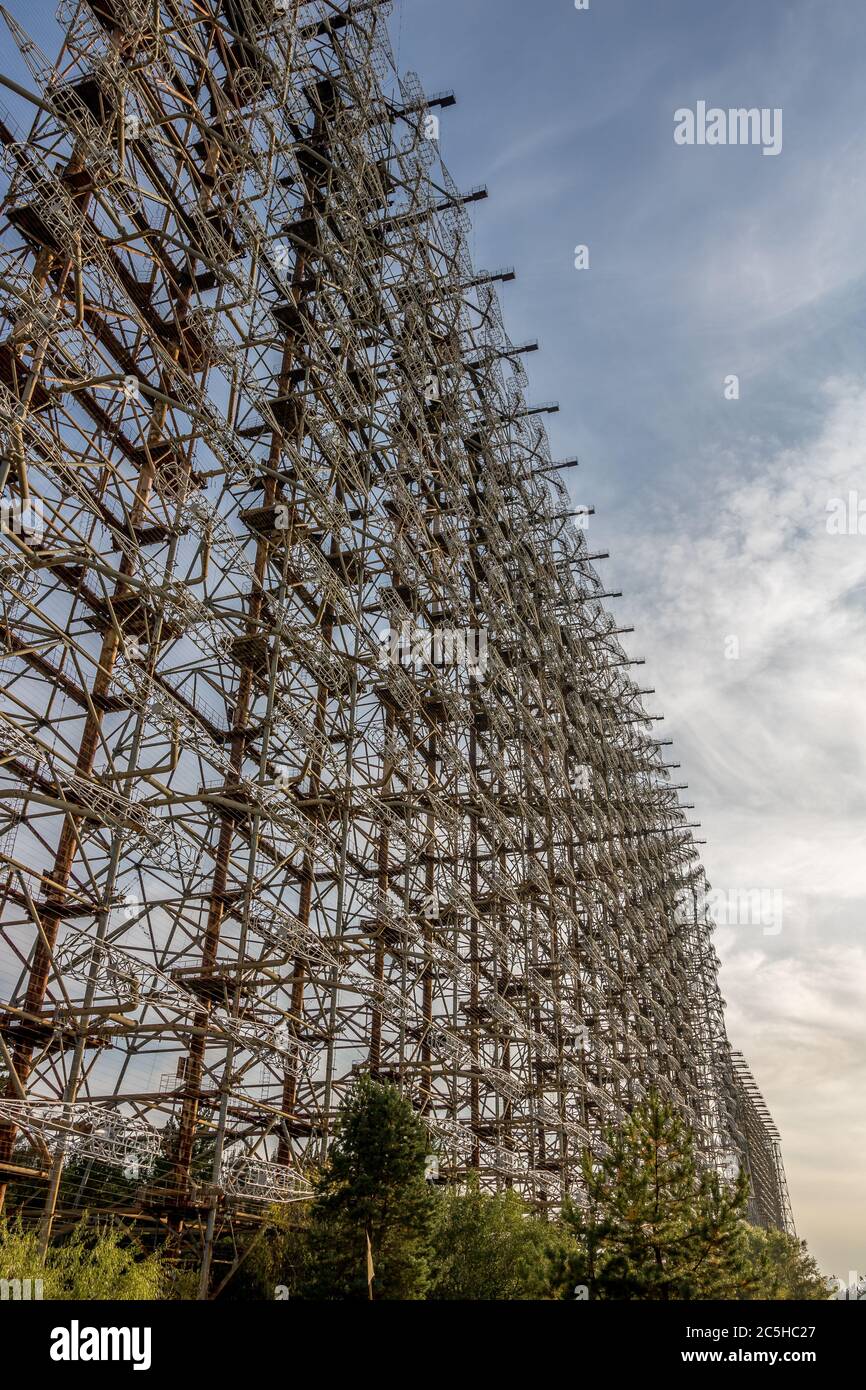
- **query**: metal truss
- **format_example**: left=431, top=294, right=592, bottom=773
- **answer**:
left=730, top=1052, right=796, bottom=1236
left=0, top=0, right=791, bottom=1283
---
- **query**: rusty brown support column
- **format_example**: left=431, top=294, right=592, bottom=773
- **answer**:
left=274, top=611, right=334, bottom=1159
left=0, top=130, right=187, bottom=1198
left=365, top=706, right=394, bottom=1081
left=419, top=726, right=435, bottom=1110
left=468, top=721, right=480, bottom=1169
left=170, top=423, right=281, bottom=1199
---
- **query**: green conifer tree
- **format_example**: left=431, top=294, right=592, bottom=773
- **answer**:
left=559, top=1093, right=758, bottom=1299
left=302, top=1075, right=435, bottom=1300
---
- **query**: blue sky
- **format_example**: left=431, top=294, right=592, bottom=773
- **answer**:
left=2, top=0, right=863, bottom=1279
left=395, top=0, right=866, bottom=1277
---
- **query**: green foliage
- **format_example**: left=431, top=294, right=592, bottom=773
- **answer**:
left=5, top=1086, right=823, bottom=1304
left=0, top=1221, right=43, bottom=1288
left=301, top=1075, right=435, bottom=1300
left=551, top=1095, right=828, bottom=1301
left=556, top=1094, right=759, bottom=1300
left=57, top=1155, right=140, bottom=1211
left=428, top=1176, right=575, bottom=1300
left=164, top=1264, right=202, bottom=1301
left=0, top=1217, right=166, bottom=1300
left=216, top=1202, right=315, bottom=1301
left=740, top=1226, right=829, bottom=1301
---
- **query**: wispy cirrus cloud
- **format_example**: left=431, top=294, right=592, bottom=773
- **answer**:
left=615, top=379, right=866, bottom=1272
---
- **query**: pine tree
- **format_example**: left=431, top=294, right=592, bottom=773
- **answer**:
left=558, top=1093, right=757, bottom=1299
left=302, top=1075, right=435, bottom=1300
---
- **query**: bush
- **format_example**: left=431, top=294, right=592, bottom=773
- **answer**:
left=0, top=1217, right=166, bottom=1300
left=429, top=1177, right=574, bottom=1299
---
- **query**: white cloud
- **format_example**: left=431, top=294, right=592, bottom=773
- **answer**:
left=616, top=378, right=866, bottom=1274
left=720, top=940, right=866, bottom=1276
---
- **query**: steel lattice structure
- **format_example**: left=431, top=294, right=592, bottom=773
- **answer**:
left=0, top=0, right=792, bottom=1286
left=730, top=1053, right=796, bottom=1237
